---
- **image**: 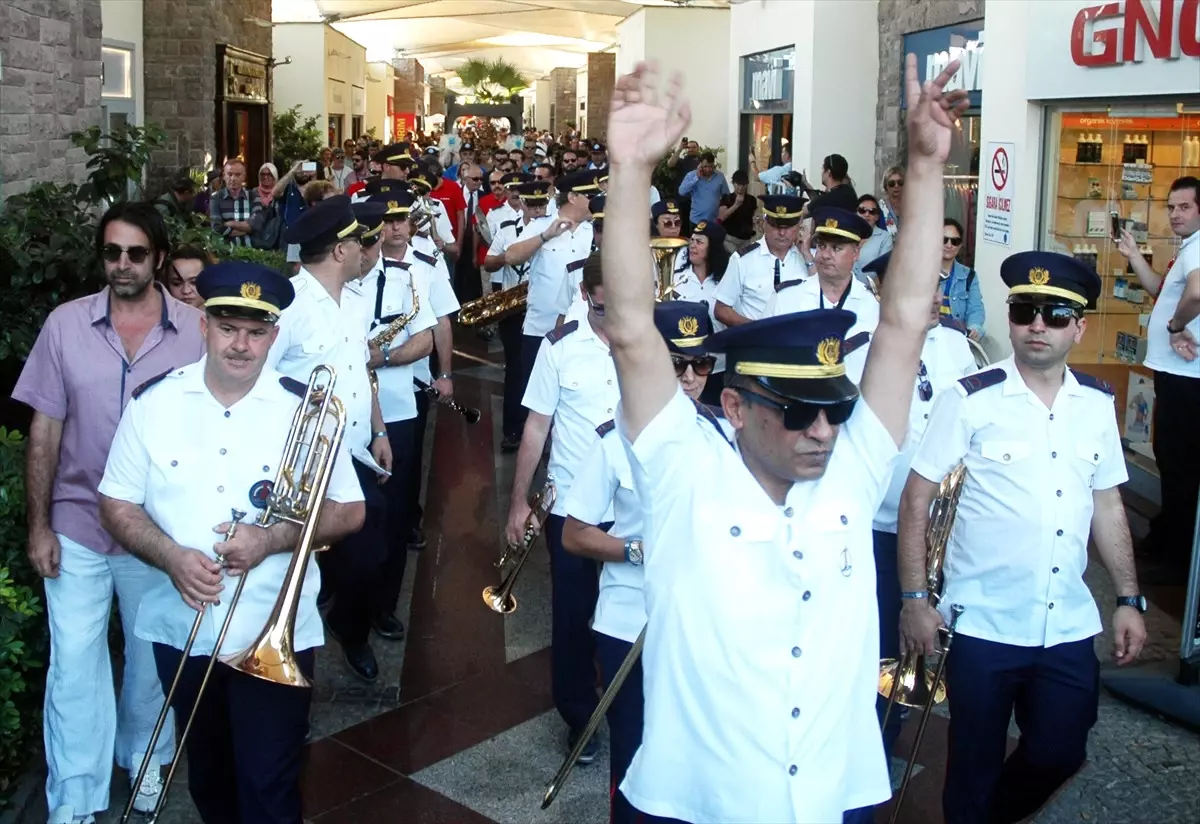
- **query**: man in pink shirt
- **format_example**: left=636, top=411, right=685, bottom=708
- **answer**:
left=12, top=201, right=204, bottom=824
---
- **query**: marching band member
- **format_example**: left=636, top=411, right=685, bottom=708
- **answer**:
left=506, top=253, right=619, bottom=764
left=898, top=251, right=1147, bottom=824
left=598, top=56, right=967, bottom=823
left=352, top=201, right=387, bottom=280
left=672, top=220, right=730, bottom=405
left=554, top=194, right=607, bottom=324
left=561, top=300, right=723, bottom=824
left=485, top=179, right=556, bottom=452
left=363, top=142, right=414, bottom=197
left=406, top=168, right=459, bottom=260
left=97, top=262, right=365, bottom=824
left=770, top=207, right=879, bottom=383
left=713, top=193, right=807, bottom=326
left=266, top=196, right=393, bottom=682
left=362, top=193, right=438, bottom=640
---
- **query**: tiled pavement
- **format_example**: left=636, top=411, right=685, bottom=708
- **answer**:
left=27, top=330, right=1200, bottom=824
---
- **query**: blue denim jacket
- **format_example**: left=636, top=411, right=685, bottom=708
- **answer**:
left=941, top=260, right=986, bottom=334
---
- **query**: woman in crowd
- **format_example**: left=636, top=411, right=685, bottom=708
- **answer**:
left=854, top=193, right=894, bottom=286
left=161, top=245, right=213, bottom=310
left=879, top=164, right=904, bottom=237
left=939, top=217, right=986, bottom=339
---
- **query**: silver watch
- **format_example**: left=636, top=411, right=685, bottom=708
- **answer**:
left=624, top=538, right=644, bottom=566
left=380, top=342, right=391, bottom=365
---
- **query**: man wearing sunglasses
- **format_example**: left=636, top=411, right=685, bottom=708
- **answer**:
left=771, top=206, right=880, bottom=384
left=714, top=193, right=808, bottom=326
left=898, top=251, right=1146, bottom=824
left=561, top=301, right=725, bottom=822
left=599, top=54, right=969, bottom=824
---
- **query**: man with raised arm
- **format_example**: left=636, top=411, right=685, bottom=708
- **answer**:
left=598, top=57, right=967, bottom=823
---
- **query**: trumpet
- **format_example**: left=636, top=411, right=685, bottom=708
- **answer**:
left=482, top=474, right=555, bottom=613
left=122, top=365, right=347, bottom=823
left=458, top=281, right=529, bottom=327
left=414, top=376, right=481, bottom=424
left=368, top=279, right=421, bottom=395
left=410, top=194, right=444, bottom=259
left=651, top=237, right=689, bottom=302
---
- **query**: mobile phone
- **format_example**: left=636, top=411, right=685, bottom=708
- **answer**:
left=301, top=161, right=317, bottom=173
left=1110, top=210, right=1121, bottom=243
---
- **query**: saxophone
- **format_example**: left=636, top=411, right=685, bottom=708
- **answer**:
left=368, top=280, right=420, bottom=394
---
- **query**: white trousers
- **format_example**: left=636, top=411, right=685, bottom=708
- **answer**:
left=42, top=534, right=175, bottom=816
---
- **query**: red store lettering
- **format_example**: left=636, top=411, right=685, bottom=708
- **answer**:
left=1071, top=0, right=1200, bottom=67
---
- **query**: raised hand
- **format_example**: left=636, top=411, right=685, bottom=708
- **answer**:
left=607, top=62, right=692, bottom=169
left=905, top=53, right=971, bottom=165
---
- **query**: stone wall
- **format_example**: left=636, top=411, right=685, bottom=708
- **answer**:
left=585, top=53, right=615, bottom=141
left=874, top=0, right=984, bottom=188
left=143, top=0, right=272, bottom=193
left=392, top=58, right=427, bottom=118
left=428, top=76, right=446, bottom=122
left=549, top=67, right=576, bottom=134
left=0, top=0, right=103, bottom=199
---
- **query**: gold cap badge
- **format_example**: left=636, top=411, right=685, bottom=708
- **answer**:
left=678, top=316, right=699, bottom=336
left=816, top=336, right=841, bottom=367
left=824, top=218, right=839, bottom=229
left=388, top=200, right=400, bottom=211
left=1028, top=267, right=1050, bottom=286
left=695, top=221, right=707, bottom=232
left=240, top=282, right=262, bottom=301
left=775, top=205, right=787, bottom=215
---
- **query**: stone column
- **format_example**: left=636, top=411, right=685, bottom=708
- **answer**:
left=586, top=52, right=616, bottom=141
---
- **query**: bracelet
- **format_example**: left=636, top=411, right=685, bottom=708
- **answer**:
left=1167, top=318, right=1185, bottom=334
left=437, top=373, right=452, bottom=381
left=900, top=591, right=930, bottom=600
left=539, top=231, right=548, bottom=243
left=372, top=430, right=388, bottom=441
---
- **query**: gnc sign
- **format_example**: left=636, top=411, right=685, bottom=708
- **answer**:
left=1071, top=0, right=1200, bottom=67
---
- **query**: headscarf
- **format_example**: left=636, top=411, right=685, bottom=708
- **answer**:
left=257, top=162, right=279, bottom=207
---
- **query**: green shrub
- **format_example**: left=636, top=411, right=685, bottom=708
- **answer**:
left=0, top=428, right=46, bottom=799
left=163, top=213, right=289, bottom=274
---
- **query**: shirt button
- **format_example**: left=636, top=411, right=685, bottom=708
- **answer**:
left=1049, top=602, right=1055, bottom=609
left=793, top=550, right=803, bottom=560
left=607, top=379, right=612, bottom=385
left=791, top=707, right=800, bottom=719
left=1049, top=413, right=1055, bottom=421
left=262, top=465, right=270, bottom=472
left=840, top=515, right=848, bottom=525
left=791, top=646, right=802, bottom=658
left=224, top=411, right=231, bottom=418
left=1094, top=453, right=1099, bottom=460
left=1003, top=453, right=1011, bottom=461
left=802, top=590, right=811, bottom=601
left=789, top=765, right=798, bottom=776
left=784, top=507, right=794, bottom=517
left=219, top=448, right=227, bottom=456
left=1056, top=529, right=1064, bottom=536
left=730, top=526, right=741, bottom=537
left=170, top=460, right=178, bottom=467
left=1052, top=566, right=1060, bottom=573
left=1051, top=451, right=1057, bottom=458
left=217, top=485, right=224, bottom=493
left=1056, top=489, right=1062, bottom=497
left=924, top=413, right=929, bottom=420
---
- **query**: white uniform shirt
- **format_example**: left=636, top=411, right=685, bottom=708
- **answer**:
left=521, top=318, right=619, bottom=519
left=713, top=242, right=806, bottom=322
left=362, top=252, right=438, bottom=423
left=1144, top=229, right=1200, bottom=377
left=769, top=275, right=881, bottom=384
left=488, top=214, right=554, bottom=291
left=672, top=264, right=728, bottom=374
left=523, top=221, right=594, bottom=337
left=565, top=411, right=733, bottom=645
left=99, top=361, right=364, bottom=656
left=487, top=203, right=517, bottom=284
left=619, top=389, right=899, bottom=822
left=406, top=241, right=460, bottom=386
left=874, top=323, right=977, bottom=533
left=266, top=270, right=378, bottom=469
left=910, top=358, right=1128, bottom=647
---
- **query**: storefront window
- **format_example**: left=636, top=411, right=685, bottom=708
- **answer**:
left=738, top=47, right=794, bottom=185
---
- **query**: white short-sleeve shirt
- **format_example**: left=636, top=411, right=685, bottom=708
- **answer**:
left=487, top=214, right=554, bottom=291
left=524, top=222, right=594, bottom=337
left=99, top=361, right=364, bottom=656
left=769, top=275, right=881, bottom=384
left=713, top=242, right=806, bottom=322
left=619, top=388, right=900, bottom=822
left=405, top=239, right=460, bottom=385
left=361, top=252, right=438, bottom=423
left=909, top=358, right=1128, bottom=647
left=1144, top=229, right=1200, bottom=377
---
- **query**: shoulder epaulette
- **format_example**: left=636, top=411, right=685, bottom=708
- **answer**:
left=413, top=249, right=437, bottom=266
left=1070, top=368, right=1116, bottom=396
left=131, top=367, right=175, bottom=400
left=595, top=419, right=615, bottom=438
left=546, top=320, right=579, bottom=344
left=775, top=277, right=804, bottom=293
left=279, top=376, right=307, bottom=398
left=500, top=219, right=519, bottom=229
left=957, top=367, right=1006, bottom=395
left=843, top=330, right=871, bottom=355
left=737, top=242, right=761, bottom=257
left=939, top=316, right=968, bottom=334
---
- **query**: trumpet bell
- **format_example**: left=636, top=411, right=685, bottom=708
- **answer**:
left=878, top=656, right=947, bottom=707
left=482, top=585, right=517, bottom=614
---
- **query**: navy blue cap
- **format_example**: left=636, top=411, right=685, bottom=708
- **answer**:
left=590, top=141, right=605, bottom=152
left=862, top=251, right=891, bottom=280
left=460, top=141, right=474, bottom=151
left=555, top=169, right=601, bottom=194
left=282, top=194, right=362, bottom=248
left=406, top=169, right=436, bottom=193
left=423, top=146, right=439, bottom=156
left=373, top=142, right=413, bottom=165
left=367, top=191, right=414, bottom=218
left=692, top=219, right=726, bottom=246
left=655, top=301, right=713, bottom=356
left=363, top=177, right=410, bottom=198
left=514, top=180, right=552, bottom=203
left=501, top=171, right=533, bottom=188
left=1001, top=250, right=1100, bottom=308
left=352, top=202, right=387, bottom=240
left=196, top=261, right=294, bottom=322
left=761, top=194, right=806, bottom=223
left=589, top=194, right=606, bottom=222
left=812, top=207, right=871, bottom=243
left=652, top=199, right=683, bottom=220
left=705, top=309, right=859, bottom=404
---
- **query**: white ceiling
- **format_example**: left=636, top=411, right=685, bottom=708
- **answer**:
left=271, top=0, right=728, bottom=90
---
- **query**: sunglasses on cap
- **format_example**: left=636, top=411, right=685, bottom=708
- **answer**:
left=671, top=355, right=716, bottom=377
left=1008, top=302, right=1081, bottom=329
left=943, top=236, right=963, bottom=247
left=101, top=243, right=152, bottom=264
left=735, top=387, right=857, bottom=431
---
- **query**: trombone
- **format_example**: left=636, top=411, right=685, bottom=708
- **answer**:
left=482, top=474, right=555, bottom=613
left=121, top=365, right=347, bottom=824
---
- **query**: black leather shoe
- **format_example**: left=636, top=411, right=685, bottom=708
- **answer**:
left=407, top=528, right=426, bottom=551
left=372, top=613, right=406, bottom=641
left=342, top=643, right=379, bottom=682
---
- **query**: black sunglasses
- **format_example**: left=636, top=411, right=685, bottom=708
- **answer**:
left=886, top=179, right=904, bottom=188
left=671, top=355, right=716, bottom=377
left=918, top=361, right=933, bottom=402
left=735, top=387, right=857, bottom=431
left=101, top=244, right=152, bottom=264
left=1008, top=303, right=1081, bottom=329
left=943, top=236, right=963, bottom=247
left=465, top=175, right=483, bottom=182
left=858, top=207, right=880, bottom=216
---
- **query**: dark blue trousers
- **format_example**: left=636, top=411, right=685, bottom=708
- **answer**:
left=373, top=417, right=416, bottom=618
left=943, top=634, right=1099, bottom=824
left=325, top=458, right=387, bottom=647
left=497, top=314, right=526, bottom=440
left=595, top=631, right=644, bottom=824
left=873, top=529, right=903, bottom=758
left=152, top=644, right=315, bottom=824
left=545, top=513, right=600, bottom=732
left=407, top=383, right=429, bottom=531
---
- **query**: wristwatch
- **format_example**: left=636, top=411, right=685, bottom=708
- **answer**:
left=437, top=372, right=453, bottom=381
left=900, top=591, right=930, bottom=600
left=624, top=538, right=644, bottom=566
left=1166, top=318, right=1186, bottom=334
left=372, top=430, right=388, bottom=441
left=380, top=342, right=392, bottom=365
left=1116, top=595, right=1147, bottom=613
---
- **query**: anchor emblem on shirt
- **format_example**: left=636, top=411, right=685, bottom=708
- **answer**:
left=840, top=548, right=852, bottom=577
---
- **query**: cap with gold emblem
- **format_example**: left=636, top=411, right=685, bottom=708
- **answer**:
left=362, top=177, right=410, bottom=198
left=372, top=142, right=414, bottom=166
left=654, top=300, right=713, bottom=356
left=555, top=169, right=602, bottom=195
left=283, top=194, right=363, bottom=250
left=692, top=219, right=726, bottom=246
left=195, top=261, right=295, bottom=323
left=502, top=171, right=533, bottom=189
left=761, top=194, right=806, bottom=226
left=705, top=309, right=859, bottom=404
left=352, top=202, right=387, bottom=242
left=514, top=180, right=552, bottom=203
left=589, top=194, right=606, bottom=227
left=1000, top=250, right=1100, bottom=308
left=406, top=169, right=437, bottom=194
left=367, top=192, right=414, bottom=219
left=812, top=207, right=871, bottom=243
left=651, top=199, right=682, bottom=221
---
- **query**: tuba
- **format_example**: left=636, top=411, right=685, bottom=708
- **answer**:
left=651, top=237, right=689, bottom=302
left=122, top=365, right=347, bottom=823
left=482, top=474, right=555, bottom=613
left=458, top=281, right=529, bottom=327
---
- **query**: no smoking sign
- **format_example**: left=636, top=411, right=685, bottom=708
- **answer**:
left=983, top=141, right=1015, bottom=247
left=991, top=147, right=1009, bottom=191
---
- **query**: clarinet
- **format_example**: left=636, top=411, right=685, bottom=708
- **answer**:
left=414, top=377, right=481, bottom=424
